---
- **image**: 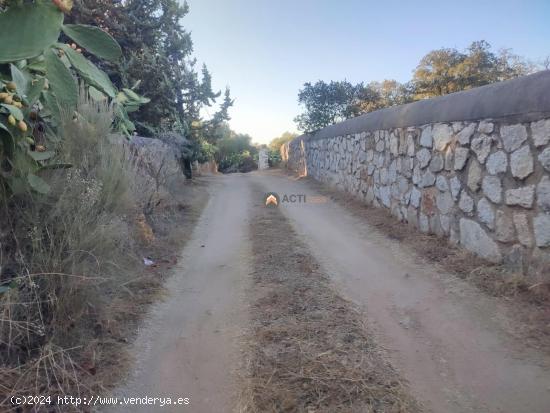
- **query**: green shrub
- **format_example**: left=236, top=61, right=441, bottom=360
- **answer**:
left=0, top=90, right=139, bottom=399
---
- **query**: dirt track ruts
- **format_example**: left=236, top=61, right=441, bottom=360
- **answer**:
left=106, top=171, right=550, bottom=413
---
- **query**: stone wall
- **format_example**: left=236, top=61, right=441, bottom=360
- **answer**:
left=284, top=71, right=550, bottom=271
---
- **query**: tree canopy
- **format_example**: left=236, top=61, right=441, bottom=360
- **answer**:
left=67, top=0, right=233, bottom=145
left=295, top=41, right=535, bottom=133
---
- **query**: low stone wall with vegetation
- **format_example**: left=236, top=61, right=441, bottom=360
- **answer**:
left=284, top=71, right=550, bottom=271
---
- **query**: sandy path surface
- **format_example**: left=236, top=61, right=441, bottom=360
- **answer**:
left=107, top=170, right=550, bottom=413
left=250, top=170, right=550, bottom=413
left=106, top=175, right=252, bottom=412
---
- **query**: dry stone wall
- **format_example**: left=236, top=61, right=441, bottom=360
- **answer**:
left=284, top=71, right=550, bottom=271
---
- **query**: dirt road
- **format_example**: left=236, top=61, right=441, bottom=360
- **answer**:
left=108, top=171, right=550, bottom=413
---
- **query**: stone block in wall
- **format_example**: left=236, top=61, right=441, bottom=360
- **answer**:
left=505, top=186, right=535, bottom=208
left=495, top=210, right=515, bottom=242
left=478, top=120, right=494, bottom=134
left=486, top=151, right=508, bottom=175
left=454, top=147, right=469, bottom=170
left=532, top=119, right=550, bottom=147
left=471, top=134, right=493, bottom=164
left=432, top=124, right=453, bottom=151
left=467, top=159, right=482, bottom=192
left=539, top=147, right=550, bottom=171
left=457, top=123, right=475, bottom=145
left=477, top=198, right=495, bottom=229
left=513, top=213, right=533, bottom=247
left=510, top=145, right=534, bottom=179
left=459, top=218, right=502, bottom=263
left=482, top=175, right=502, bottom=204
left=537, top=176, right=550, bottom=211
left=534, top=214, right=550, bottom=247
left=420, top=126, right=433, bottom=148
left=501, top=124, right=528, bottom=152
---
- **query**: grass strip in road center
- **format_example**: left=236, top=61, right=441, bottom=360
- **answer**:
left=239, top=185, right=421, bottom=412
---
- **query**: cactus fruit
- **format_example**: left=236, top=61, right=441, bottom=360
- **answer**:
left=3, top=95, right=13, bottom=104
left=52, top=0, right=73, bottom=13
left=36, top=145, right=46, bottom=152
left=7, top=115, right=16, bottom=126
left=13, top=101, right=23, bottom=108
left=5, top=82, right=16, bottom=92
left=0, top=92, right=8, bottom=100
left=17, top=120, right=27, bottom=132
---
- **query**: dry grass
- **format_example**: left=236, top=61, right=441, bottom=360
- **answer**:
left=239, top=186, right=420, bottom=413
left=0, top=91, right=210, bottom=411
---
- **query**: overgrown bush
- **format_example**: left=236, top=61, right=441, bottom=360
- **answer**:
left=0, top=91, right=140, bottom=403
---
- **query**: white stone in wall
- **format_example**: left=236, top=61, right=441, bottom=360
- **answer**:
left=495, top=210, right=515, bottom=242
left=410, top=187, right=421, bottom=208
left=407, top=134, right=416, bottom=156
left=380, top=186, right=391, bottom=207
left=505, top=186, right=535, bottom=208
left=444, top=148, right=453, bottom=171
left=533, top=214, right=550, bottom=247
left=450, top=176, right=461, bottom=200
left=437, top=191, right=454, bottom=215
left=436, top=175, right=449, bottom=192
left=390, top=133, right=399, bottom=155
left=501, top=124, right=528, bottom=152
left=459, top=218, right=502, bottom=262
left=452, top=122, right=464, bottom=133
left=380, top=168, right=388, bottom=185
left=440, top=214, right=451, bottom=234
left=420, top=126, right=433, bottom=148
left=376, top=154, right=385, bottom=168
left=482, top=175, right=502, bottom=203
left=471, top=134, right=493, bottom=164
left=366, top=149, right=374, bottom=162
left=478, top=120, right=494, bottom=134
left=537, top=176, right=550, bottom=211
left=429, top=153, right=444, bottom=172
left=513, top=213, right=533, bottom=247
left=388, top=160, right=398, bottom=183
left=433, top=123, right=453, bottom=150
left=419, top=213, right=430, bottom=233
left=375, top=138, right=385, bottom=152
left=420, top=170, right=436, bottom=188
left=531, top=119, right=550, bottom=147
left=510, top=146, right=534, bottom=179
left=398, top=176, right=409, bottom=195
left=486, top=151, right=508, bottom=175
left=416, top=148, right=431, bottom=168
left=539, top=147, right=550, bottom=172
left=367, top=163, right=375, bottom=175
left=454, top=147, right=469, bottom=170
left=459, top=191, right=475, bottom=214
left=467, top=159, right=482, bottom=192
left=477, top=198, right=495, bottom=229
left=457, top=123, right=476, bottom=145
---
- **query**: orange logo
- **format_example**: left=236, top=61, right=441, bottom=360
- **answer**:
left=265, top=193, right=279, bottom=207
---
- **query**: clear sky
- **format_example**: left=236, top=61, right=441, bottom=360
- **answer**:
left=184, top=0, right=550, bottom=144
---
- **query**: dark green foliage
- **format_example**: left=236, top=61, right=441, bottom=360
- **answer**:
left=67, top=0, right=233, bottom=144
left=295, top=41, right=534, bottom=133
left=215, top=128, right=258, bottom=173
left=413, top=40, right=532, bottom=98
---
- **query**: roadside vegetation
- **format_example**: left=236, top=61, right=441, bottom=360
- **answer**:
left=0, top=0, right=215, bottom=409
